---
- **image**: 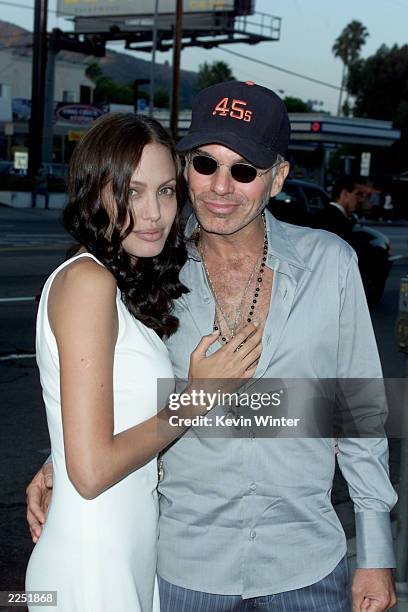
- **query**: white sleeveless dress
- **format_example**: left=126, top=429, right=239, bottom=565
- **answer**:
left=26, top=252, right=174, bottom=612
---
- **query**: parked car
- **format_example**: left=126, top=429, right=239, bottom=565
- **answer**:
left=268, top=179, right=392, bottom=305
left=0, top=161, right=25, bottom=176
left=0, top=161, right=13, bottom=175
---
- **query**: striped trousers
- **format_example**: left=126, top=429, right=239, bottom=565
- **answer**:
left=158, top=556, right=351, bottom=611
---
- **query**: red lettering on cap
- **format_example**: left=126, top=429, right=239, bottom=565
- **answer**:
left=245, top=81, right=255, bottom=86
left=212, top=98, right=253, bottom=122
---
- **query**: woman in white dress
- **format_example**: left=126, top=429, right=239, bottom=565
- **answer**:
left=25, top=113, right=261, bottom=612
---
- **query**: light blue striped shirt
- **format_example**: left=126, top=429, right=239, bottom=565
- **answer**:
left=157, top=210, right=397, bottom=598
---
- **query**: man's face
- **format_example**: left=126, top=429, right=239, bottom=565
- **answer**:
left=185, top=144, right=289, bottom=235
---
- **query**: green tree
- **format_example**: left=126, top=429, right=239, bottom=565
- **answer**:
left=332, top=20, right=369, bottom=115
left=283, top=96, right=310, bottom=113
left=85, top=62, right=134, bottom=105
left=348, top=44, right=408, bottom=124
left=347, top=44, right=408, bottom=173
left=85, top=62, right=103, bottom=81
left=154, top=86, right=170, bottom=108
left=194, top=61, right=235, bottom=92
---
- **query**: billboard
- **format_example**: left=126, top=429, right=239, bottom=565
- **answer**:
left=57, top=0, right=235, bottom=18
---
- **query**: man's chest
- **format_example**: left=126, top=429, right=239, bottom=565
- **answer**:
left=208, top=263, right=273, bottom=337
left=166, top=263, right=341, bottom=380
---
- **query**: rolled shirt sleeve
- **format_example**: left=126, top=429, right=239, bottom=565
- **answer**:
left=336, top=251, right=398, bottom=568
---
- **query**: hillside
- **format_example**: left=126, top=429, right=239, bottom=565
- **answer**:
left=96, top=51, right=197, bottom=109
left=0, top=20, right=198, bottom=108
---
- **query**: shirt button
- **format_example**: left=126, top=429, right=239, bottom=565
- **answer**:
left=249, top=483, right=257, bottom=493
left=158, top=460, right=164, bottom=481
left=250, top=530, right=257, bottom=540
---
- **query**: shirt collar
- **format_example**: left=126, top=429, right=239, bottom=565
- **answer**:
left=184, top=212, right=201, bottom=262
left=329, top=201, right=348, bottom=217
left=184, top=208, right=309, bottom=272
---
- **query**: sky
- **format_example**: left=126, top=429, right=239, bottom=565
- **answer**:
left=2, top=0, right=408, bottom=114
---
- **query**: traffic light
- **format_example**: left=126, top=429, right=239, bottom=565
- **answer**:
left=311, top=121, right=321, bottom=133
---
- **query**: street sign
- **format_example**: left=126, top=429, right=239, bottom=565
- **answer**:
left=55, top=104, right=104, bottom=125
left=360, top=151, right=371, bottom=177
left=14, top=151, right=29, bottom=171
left=137, top=98, right=147, bottom=112
left=68, top=130, right=86, bottom=141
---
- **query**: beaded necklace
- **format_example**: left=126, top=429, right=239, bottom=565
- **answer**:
left=199, top=212, right=268, bottom=344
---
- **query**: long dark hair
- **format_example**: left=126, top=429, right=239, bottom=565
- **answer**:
left=63, top=113, right=188, bottom=338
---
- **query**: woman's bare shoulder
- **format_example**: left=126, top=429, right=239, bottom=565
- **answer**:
left=53, top=256, right=115, bottom=292
left=48, top=256, right=117, bottom=324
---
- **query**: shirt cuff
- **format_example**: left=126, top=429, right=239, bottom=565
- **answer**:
left=355, top=511, right=396, bottom=568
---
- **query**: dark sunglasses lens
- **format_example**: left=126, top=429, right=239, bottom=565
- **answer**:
left=192, top=156, right=218, bottom=175
left=231, top=163, right=257, bottom=183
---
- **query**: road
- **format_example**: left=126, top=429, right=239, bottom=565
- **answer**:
left=371, top=225, right=408, bottom=378
left=0, top=206, right=407, bottom=602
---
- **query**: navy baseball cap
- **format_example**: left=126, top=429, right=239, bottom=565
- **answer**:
left=176, top=80, right=291, bottom=168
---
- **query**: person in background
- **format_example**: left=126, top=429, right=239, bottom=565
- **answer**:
left=314, top=175, right=357, bottom=243
left=369, top=188, right=382, bottom=221
left=31, top=165, right=50, bottom=210
left=383, top=193, right=394, bottom=223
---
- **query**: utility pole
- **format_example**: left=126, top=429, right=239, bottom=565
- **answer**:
left=149, top=0, right=160, bottom=118
left=42, top=33, right=57, bottom=164
left=170, top=0, right=183, bottom=141
left=337, top=63, right=346, bottom=117
left=29, top=0, right=48, bottom=177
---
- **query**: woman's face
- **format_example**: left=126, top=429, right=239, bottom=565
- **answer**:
left=120, top=142, right=178, bottom=258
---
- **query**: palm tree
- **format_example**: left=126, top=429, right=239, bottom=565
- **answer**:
left=332, top=20, right=369, bottom=115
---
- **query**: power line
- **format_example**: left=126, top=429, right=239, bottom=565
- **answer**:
left=218, top=46, right=341, bottom=91
left=0, top=0, right=31, bottom=7
left=0, top=14, right=340, bottom=93
left=389, top=0, right=408, bottom=7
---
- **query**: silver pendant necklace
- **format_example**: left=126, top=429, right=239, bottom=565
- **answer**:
left=199, top=212, right=268, bottom=344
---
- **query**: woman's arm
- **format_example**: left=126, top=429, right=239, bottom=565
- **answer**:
left=49, top=257, right=121, bottom=499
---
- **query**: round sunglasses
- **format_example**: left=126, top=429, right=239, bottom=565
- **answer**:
left=188, top=153, right=277, bottom=184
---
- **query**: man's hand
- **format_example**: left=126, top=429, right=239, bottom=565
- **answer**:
left=352, top=568, right=397, bottom=611
left=26, top=463, right=54, bottom=543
